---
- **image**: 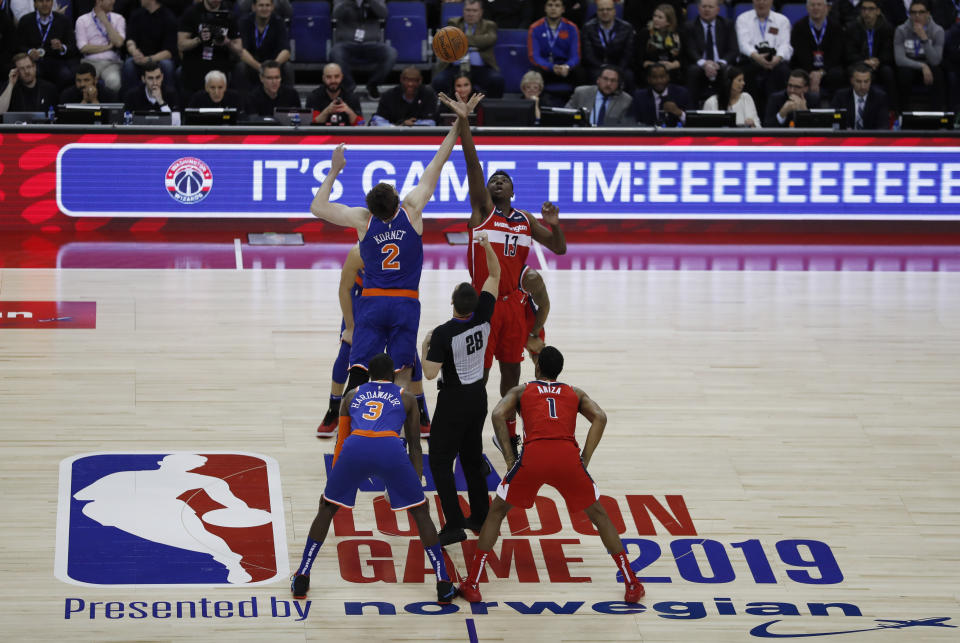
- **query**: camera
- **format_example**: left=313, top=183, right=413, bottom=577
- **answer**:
left=755, top=41, right=776, bottom=61
left=201, top=10, right=232, bottom=46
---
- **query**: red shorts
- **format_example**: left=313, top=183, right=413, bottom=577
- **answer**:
left=496, top=440, right=598, bottom=512
left=484, top=291, right=527, bottom=369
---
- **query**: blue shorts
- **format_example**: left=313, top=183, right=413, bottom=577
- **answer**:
left=350, top=296, right=420, bottom=371
left=322, top=434, right=426, bottom=510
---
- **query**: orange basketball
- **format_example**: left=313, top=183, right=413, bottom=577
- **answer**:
left=433, top=26, right=469, bottom=63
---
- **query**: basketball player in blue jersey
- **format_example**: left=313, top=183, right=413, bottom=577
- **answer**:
left=309, top=93, right=482, bottom=396
left=292, top=353, right=456, bottom=604
left=317, top=245, right=433, bottom=438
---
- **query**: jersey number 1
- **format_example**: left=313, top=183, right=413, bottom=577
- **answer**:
left=546, top=397, right=558, bottom=419
left=381, top=243, right=400, bottom=271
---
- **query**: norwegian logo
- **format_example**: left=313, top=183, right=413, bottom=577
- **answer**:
left=165, top=157, right=213, bottom=204
left=55, top=452, right=289, bottom=587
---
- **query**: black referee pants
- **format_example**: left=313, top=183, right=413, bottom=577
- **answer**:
left=428, top=385, right=489, bottom=529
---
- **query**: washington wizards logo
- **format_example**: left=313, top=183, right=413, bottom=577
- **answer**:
left=165, top=157, right=213, bottom=204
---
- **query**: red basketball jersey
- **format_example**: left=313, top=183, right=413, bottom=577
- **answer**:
left=519, top=380, right=580, bottom=445
left=469, top=207, right=532, bottom=298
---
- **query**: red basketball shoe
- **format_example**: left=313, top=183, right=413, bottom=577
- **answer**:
left=624, top=582, right=645, bottom=603
left=458, top=581, right=483, bottom=603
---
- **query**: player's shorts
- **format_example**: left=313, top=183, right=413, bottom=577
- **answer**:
left=484, top=290, right=527, bottom=369
left=350, top=295, right=420, bottom=371
left=496, top=439, right=598, bottom=513
left=323, top=433, right=426, bottom=511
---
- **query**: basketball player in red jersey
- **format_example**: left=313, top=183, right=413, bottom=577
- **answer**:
left=457, top=110, right=567, bottom=460
left=457, top=345, right=644, bottom=604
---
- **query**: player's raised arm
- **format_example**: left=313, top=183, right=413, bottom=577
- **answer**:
left=477, top=231, right=500, bottom=296
left=491, top=385, right=525, bottom=468
left=338, top=245, right=363, bottom=345
left=524, top=201, right=567, bottom=255
left=575, top=388, right=607, bottom=469
left=309, top=144, right=370, bottom=236
left=457, top=96, right=494, bottom=228
left=402, top=391, right=423, bottom=478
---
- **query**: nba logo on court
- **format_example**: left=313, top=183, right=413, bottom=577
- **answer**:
left=165, top=157, right=213, bottom=204
left=55, top=452, right=289, bottom=587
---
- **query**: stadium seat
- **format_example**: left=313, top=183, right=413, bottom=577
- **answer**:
left=497, top=28, right=528, bottom=47
left=291, top=1, right=331, bottom=63
left=441, top=1, right=463, bottom=26
left=494, top=44, right=532, bottom=94
left=386, top=2, right=429, bottom=63
left=780, top=3, right=808, bottom=24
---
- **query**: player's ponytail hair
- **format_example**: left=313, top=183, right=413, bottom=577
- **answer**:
left=366, top=183, right=400, bottom=222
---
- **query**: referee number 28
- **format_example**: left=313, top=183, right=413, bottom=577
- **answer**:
left=465, top=330, right=484, bottom=354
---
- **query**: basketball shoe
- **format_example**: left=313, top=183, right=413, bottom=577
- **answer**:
left=437, top=580, right=457, bottom=604
left=291, top=573, right=310, bottom=599
left=316, top=409, right=337, bottom=438
left=419, top=419, right=430, bottom=439
left=491, top=433, right=520, bottom=461
left=438, top=523, right=466, bottom=546
left=624, top=581, right=645, bottom=603
left=458, top=581, right=482, bottom=603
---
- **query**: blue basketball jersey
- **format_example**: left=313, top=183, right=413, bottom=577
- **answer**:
left=348, top=381, right=406, bottom=435
left=360, top=208, right=423, bottom=292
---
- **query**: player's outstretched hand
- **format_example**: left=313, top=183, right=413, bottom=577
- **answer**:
left=331, top=143, right=346, bottom=172
left=465, top=92, right=485, bottom=113
left=541, top=201, right=560, bottom=226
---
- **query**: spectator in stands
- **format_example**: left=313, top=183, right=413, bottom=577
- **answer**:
left=844, top=0, right=896, bottom=104
left=306, top=61, right=364, bottom=125
left=565, top=63, right=634, bottom=125
left=736, top=0, right=792, bottom=115
left=122, top=0, right=178, bottom=95
left=763, top=68, right=818, bottom=126
left=581, top=0, right=636, bottom=91
left=75, top=0, right=125, bottom=93
left=624, top=0, right=685, bottom=31
left=59, top=60, right=117, bottom=102
left=637, top=4, right=683, bottom=85
left=234, top=0, right=291, bottom=22
left=0, top=51, right=58, bottom=112
left=945, top=18, right=960, bottom=109
left=894, top=0, right=945, bottom=110
left=791, top=0, right=844, bottom=100
left=831, top=61, right=890, bottom=129
left=329, top=0, right=396, bottom=99
left=435, top=71, right=485, bottom=124
left=432, top=0, right=505, bottom=98
left=0, top=9, right=14, bottom=76
left=188, top=68, right=241, bottom=108
left=16, top=0, right=76, bottom=89
left=702, top=65, right=760, bottom=127
left=235, top=0, right=290, bottom=92
left=482, top=0, right=533, bottom=29
left=882, top=0, right=956, bottom=28
left=519, top=68, right=559, bottom=123
left=244, top=58, right=299, bottom=116
left=528, top=0, right=581, bottom=101
left=177, top=0, right=242, bottom=95
left=632, top=61, right=689, bottom=125
left=370, top=65, right=436, bottom=126
left=123, top=60, right=179, bottom=111
left=684, top=0, right=739, bottom=107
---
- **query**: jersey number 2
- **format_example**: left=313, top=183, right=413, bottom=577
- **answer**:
left=362, top=401, right=384, bottom=420
left=381, top=243, right=400, bottom=271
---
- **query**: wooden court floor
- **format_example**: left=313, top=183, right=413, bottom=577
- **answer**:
left=0, top=267, right=958, bottom=642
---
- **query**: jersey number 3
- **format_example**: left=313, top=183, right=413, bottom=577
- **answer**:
left=362, top=400, right=384, bottom=420
left=381, top=243, right=400, bottom=271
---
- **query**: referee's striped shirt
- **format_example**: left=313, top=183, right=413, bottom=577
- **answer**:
left=426, top=291, right=495, bottom=389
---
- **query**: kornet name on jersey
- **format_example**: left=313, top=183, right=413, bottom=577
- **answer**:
left=470, top=208, right=532, bottom=297
left=349, top=381, right=406, bottom=435
left=360, top=208, right=423, bottom=292
left=520, top=380, right=580, bottom=445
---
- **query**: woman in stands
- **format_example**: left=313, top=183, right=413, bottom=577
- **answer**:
left=435, top=72, right=485, bottom=125
left=702, top=66, right=760, bottom=128
left=637, top=4, right=683, bottom=84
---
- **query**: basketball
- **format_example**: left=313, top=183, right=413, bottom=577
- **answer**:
left=433, top=26, right=469, bottom=63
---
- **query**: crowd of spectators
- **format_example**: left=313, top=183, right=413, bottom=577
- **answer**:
left=1, top=0, right=959, bottom=129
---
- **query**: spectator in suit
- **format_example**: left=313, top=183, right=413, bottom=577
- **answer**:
left=329, top=0, right=396, bottom=99
left=763, top=68, right=819, bottom=126
left=370, top=65, right=437, bottom=126
left=306, top=61, right=364, bottom=125
left=16, top=0, right=76, bottom=89
left=633, top=61, right=689, bottom=125
left=565, top=63, right=634, bottom=125
left=791, top=0, right=845, bottom=100
left=482, top=0, right=533, bottom=29
left=581, top=0, right=636, bottom=90
left=234, top=0, right=291, bottom=92
left=123, top=60, right=179, bottom=111
left=75, top=0, right=126, bottom=93
left=683, top=0, right=738, bottom=106
left=527, top=0, right=581, bottom=100
left=894, top=0, right=945, bottom=110
left=0, top=51, right=58, bottom=113
left=831, top=61, right=890, bottom=129
left=432, top=0, right=505, bottom=98
left=122, top=0, right=177, bottom=95
left=188, top=68, right=242, bottom=108
left=1, top=7, right=17, bottom=76
left=59, top=60, right=118, bottom=102
left=637, top=3, right=683, bottom=84
left=177, top=0, right=243, bottom=95
left=844, top=0, right=896, bottom=107
left=244, top=59, right=300, bottom=116
left=736, top=0, right=793, bottom=114
left=702, top=65, right=760, bottom=127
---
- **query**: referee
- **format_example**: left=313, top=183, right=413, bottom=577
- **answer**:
left=421, top=231, right=501, bottom=546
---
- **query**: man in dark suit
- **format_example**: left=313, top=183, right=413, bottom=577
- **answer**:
left=123, top=60, right=179, bottom=112
left=633, top=62, right=690, bottom=126
left=565, top=64, right=634, bottom=125
left=683, top=0, right=738, bottom=106
left=763, top=68, right=820, bottom=126
left=15, top=0, right=77, bottom=89
left=581, top=0, right=636, bottom=90
left=58, top=61, right=118, bottom=103
left=431, top=0, right=505, bottom=98
left=844, top=0, right=897, bottom=108
left=831, top=62, right=890, bottom=129
left=791, top=0, right=845, bottom=101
